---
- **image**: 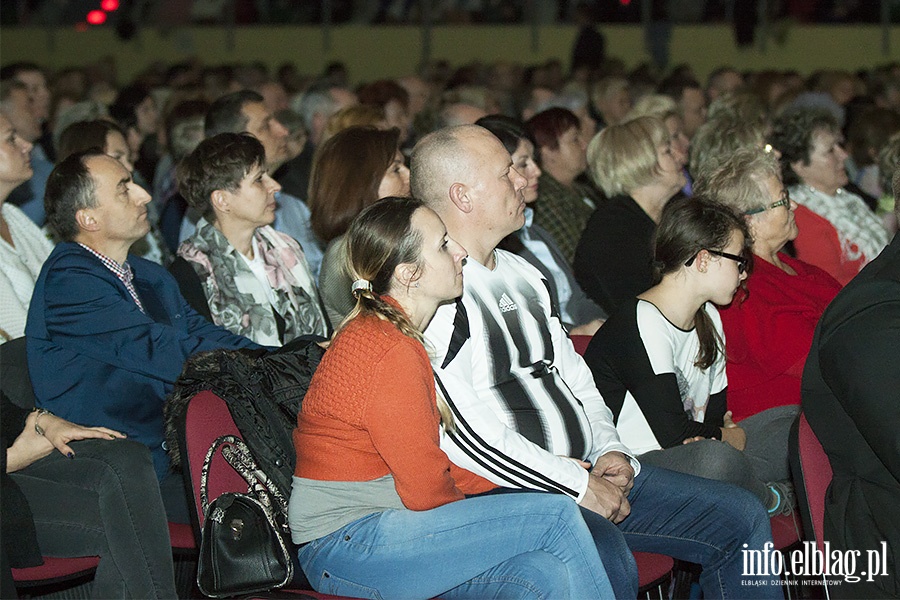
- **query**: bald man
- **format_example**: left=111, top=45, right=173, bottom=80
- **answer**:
left=413, top=125, right=777, bottom=599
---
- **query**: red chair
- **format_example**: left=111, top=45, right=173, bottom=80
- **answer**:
left=569, top=334, right=593, bottom=356
left=634, top=551, right=674, bottom=598
left=178, top=390, right=349, bottom=599
left=11, top=556, right=100, bottom=591
left=786, top=412, right=834, bottom=597
left=790, top=412, right=833, bottom=555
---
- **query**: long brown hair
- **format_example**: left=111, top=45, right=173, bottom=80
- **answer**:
left=653, top=195, right=752, bottom=370
left=343, top=196, right=454, bottom=429
left=308, top=126, right=401, bottom=244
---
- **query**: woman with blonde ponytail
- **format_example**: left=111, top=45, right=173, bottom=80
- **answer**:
left=583, top=195, right=797, bottom=517
left=288, top=197, right=615, bottom=600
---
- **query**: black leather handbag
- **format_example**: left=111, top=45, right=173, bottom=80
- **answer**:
left=197, top=435, right=294, bottom=598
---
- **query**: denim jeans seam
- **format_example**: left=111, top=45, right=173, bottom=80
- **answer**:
left=338, top=507, right=582, bottom=550
left=463, top=572, right=546, bottom=598
left=623, top=530, right=727, bottom=554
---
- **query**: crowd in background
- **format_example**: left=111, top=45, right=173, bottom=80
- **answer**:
left=2, top=28, right=900, bottom=599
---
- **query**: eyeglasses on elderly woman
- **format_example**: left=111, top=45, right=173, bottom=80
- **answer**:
left=743, top=188, right=791, bottom=216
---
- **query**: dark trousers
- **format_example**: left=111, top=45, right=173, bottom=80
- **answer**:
left=10, top=438, right=178, bottom=599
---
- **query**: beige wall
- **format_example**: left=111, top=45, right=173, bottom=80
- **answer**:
left=1, top=24, right=898, bottom=83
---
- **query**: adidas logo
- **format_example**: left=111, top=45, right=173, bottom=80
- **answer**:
left=498, top=293, right=518, bottom=313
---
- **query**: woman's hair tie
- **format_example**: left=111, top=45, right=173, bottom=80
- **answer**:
left=351, top=279, right=373, bottom=296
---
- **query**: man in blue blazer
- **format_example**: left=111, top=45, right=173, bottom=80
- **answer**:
left=26, top=149, right=258, bottom=518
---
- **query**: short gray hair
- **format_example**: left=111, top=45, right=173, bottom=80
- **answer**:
left=293, top=89, right=336, bottom=131
left=694, top=147, right=780, bottom=215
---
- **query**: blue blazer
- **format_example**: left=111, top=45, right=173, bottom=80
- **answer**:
left=26, top=242, right=258, bottom=479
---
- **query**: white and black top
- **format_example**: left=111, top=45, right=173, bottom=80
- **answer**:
left=583, top=298, right=728, bottom=456
left=425, top=250, right=636, bottom=502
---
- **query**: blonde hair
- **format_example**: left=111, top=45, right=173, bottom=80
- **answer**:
left=625, top=94, right=678, bottom=122
left=878, top=131, right=900, bottom=195
left=587, top=115, right=668, bottom=197
left=322, top=104, right=386, bottom=142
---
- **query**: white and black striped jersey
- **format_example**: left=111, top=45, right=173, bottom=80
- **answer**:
left=425, top=250, right=636, bottom=502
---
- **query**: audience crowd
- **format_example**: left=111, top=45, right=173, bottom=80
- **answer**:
left=2, top=48, right=900, bottom=599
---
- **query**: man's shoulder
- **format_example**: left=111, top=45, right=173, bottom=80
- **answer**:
left=493, top=249, right=546, bottom=281
left=41, top=242, right=103, bottom=277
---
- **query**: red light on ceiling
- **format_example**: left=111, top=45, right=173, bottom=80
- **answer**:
left=86, top=9, right=107, bottom=24
left=620, top=0, right=631, bottom=5
left=101, top=0, right=119, bottom=11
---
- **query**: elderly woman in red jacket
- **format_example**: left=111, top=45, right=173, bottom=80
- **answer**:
left=696, top=147, right=842, bottom=421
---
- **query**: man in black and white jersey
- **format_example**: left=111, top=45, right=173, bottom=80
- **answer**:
left=412, top=124, right=777, bottom=599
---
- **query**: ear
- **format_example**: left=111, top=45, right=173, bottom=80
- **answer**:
left=789, top=159, right=807, bottom=179
left=75, top=207, right=100, bottom=233
left=393, top=262, right=419, bottom=289
left=448, top=182, right=473, bottom=214
left=211, top=190, right=230, bottom=214
left=694, top=249, right=710, bottom=273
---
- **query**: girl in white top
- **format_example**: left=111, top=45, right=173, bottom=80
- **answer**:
left=584, top=195, right=798, bottom=515
left=0, top=114, right=54, bottom=342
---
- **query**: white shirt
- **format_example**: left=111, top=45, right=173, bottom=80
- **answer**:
left=0, top=203, right=54, bottom=341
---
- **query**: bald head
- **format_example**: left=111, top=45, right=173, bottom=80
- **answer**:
left=410, top=125, right=489, bottom=210
left=410, top=124, right=527, bottom=267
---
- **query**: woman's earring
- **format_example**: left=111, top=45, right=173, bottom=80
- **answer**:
left=414, top=282, right=420, bottom=288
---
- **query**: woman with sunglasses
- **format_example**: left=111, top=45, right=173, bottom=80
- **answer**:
left=696, top=147, right=841, bottom=423
left=582, top=195, right=796, bottom=516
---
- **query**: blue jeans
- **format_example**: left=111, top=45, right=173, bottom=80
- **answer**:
left=297, top=493, right=614, bottom=599
left=605, top=464, right=777, bottom=599
left=478, top=464, right=778, bottom=599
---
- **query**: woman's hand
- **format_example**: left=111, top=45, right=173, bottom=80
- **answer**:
left=6, top=412, right=126, bottom=473
left=39, top=413, right=126, bottom=458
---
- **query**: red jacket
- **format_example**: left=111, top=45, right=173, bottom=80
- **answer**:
left=719, top=252, right=841, bottom=421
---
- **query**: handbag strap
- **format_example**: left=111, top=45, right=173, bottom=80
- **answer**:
left=198, top=434, right=289, bottom=520
left=199, top=435, right=243, bottom=515
left=221, top=440, right=290, bottom=517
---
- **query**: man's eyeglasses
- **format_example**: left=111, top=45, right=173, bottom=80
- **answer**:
left=744, top=189, right=791, bottom=216
left=685, top=250, right=749, bottom=275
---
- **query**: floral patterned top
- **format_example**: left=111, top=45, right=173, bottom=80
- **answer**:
left=178, top=219, right=327, bottom=346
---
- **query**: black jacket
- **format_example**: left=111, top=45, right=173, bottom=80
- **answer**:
left=802, top=232, right=900, bottom=599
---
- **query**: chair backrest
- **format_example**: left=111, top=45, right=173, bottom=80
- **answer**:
left=791, top=412, right=833, bottom=555
left=180, top=390, right=250, bottom=528
left=569, top=334, right=592, bottom=356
